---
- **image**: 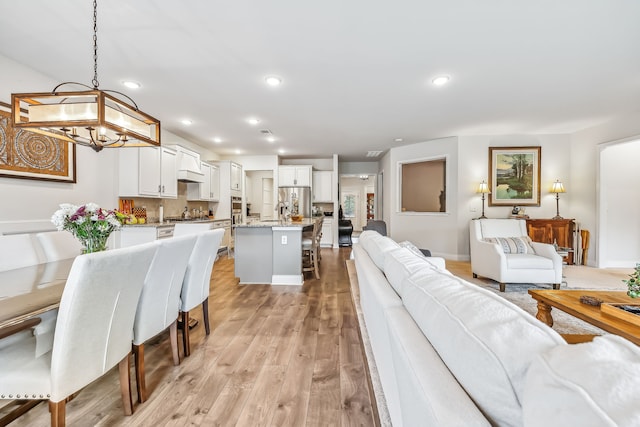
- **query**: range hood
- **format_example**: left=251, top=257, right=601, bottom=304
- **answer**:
left=169, top=145, right=205, bottom=183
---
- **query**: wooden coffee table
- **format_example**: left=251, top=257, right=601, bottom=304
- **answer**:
left=528, top=289, right=640, bottom=345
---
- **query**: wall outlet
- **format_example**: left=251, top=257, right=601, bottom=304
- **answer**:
left=281, top=235, right=287, bottom=244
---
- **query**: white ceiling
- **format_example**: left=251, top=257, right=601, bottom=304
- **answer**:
left=1, top=1, right=639, bottom=161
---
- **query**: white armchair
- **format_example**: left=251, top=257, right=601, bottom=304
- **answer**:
left=469, top=219, right=562, bottom=292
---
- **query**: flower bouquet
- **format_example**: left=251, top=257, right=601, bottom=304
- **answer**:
left=51, top=203, right=122, bottom=253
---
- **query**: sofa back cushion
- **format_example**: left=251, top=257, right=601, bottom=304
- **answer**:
left=401, top=268, right=565, bottom=427
left=523, top=335, right=640, bottom=427
left=358, top=230, right=400, bottom=271
left=384, top=247, right=447, bottom=295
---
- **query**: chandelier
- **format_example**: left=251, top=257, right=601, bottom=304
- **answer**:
left=10, top=0, right=160, bottom=152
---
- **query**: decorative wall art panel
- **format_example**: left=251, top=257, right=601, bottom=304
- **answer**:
left=0, top=109, right=76, bottom=182
left=488, top=146, right=540, bottom=206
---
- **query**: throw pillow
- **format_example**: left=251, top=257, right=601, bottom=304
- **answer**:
left=484, top=236, right=535, bottom=254
left=398, top=240, right=427, bottom=258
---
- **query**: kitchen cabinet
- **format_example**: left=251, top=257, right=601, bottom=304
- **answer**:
left=212, top=219, right=231, bottom=251
left=312, top=171, right=333, bottom=202
left=279, top=165, right=311, bottom=187
left=320, top=218, right=333, bottom=247
left=526, top=218, right=576, bottom=265
left=119, top=147, right=177, bottom=198
left=187, top=162, right=220, bottom=201
left=231, top=162, right=243, bottom=192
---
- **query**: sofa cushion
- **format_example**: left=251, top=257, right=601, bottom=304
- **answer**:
left=358, top=230, right=400, bottom=271
left=401, top=268, right=565, bottom=427
left=523, top=335, right=640, bottom=427
left=386, top=306, right=491, bottom=427
left=484, top=236, right=535, bottom=254
left=384, top=248, right=444, bottom=295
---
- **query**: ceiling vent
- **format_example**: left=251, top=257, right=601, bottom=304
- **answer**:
left=260, top=129, right=273, bottom=135
left=366, top=150, right=383, bottom=157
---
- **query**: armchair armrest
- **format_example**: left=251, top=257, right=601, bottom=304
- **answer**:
left=531, top=242, right=563, bottom=267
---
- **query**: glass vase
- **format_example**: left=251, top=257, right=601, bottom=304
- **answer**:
left=80, top=235, right=109, bottom=254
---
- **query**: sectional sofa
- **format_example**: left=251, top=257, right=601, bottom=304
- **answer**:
left=351, top=230, right=640, bottom=427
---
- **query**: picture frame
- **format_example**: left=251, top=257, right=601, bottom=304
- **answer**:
left=488, top=146, right=541, bottom=206
left=0, top=107, right=76, bottom=183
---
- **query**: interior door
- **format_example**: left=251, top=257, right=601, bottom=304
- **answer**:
left=342, top=189, right=361, bottom=230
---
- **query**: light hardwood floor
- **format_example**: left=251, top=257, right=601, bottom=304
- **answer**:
left=11, top=248, right=376, bottom=427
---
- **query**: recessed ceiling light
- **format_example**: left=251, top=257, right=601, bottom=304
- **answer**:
left=394, top=138, right=404, bottom=142
left=264, top=75, right=282, bottom=87
left=213, top=137, right=222, bottom=143
left=247, top=118, right=260, bottom=125
left=235, top=149, right=242, bottom=155
left=278, top=148, right=286, bottom=154
left=266, top=136, right=276, bottom=143
left=181, top=119, right=193, bottom=125
left=122, top=80, right=141, bottom=89
left=432, top=75, right=450, bottom=86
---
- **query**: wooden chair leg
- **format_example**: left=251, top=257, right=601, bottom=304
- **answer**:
left=133, top=344, right=146, bottom=403
left=170, top=320, right=180, bottom=365
left=313, top=248, right=320, bottom=280
left=49, top=400, right=66, bottom=427
left=202, top=297, right=210, bottom=335
left=499, top=283, right=506, bottom=292
left=553, top=283, right=561, bottom=290
left=181, top=311, right=191, bottom=357
left=118, top=354, right=134, bottom=416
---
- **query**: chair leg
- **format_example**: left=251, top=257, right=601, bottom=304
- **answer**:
left=473, top=273, right=478, bottom=278
left=181, top=311, right=191, bottom=357
left=313, top=248, right=320, bottom=280
left=170, top=320, right=180, bottom=365
left=118, top=354, right=134, bottom=416
left=553, top=283, right=561, bottom=290
left=133, top=344, right=146, bottom=403
left=499, top=283, right=506, bottom=292
left=202, top=297, right=210, bottom=335
left=49, top=400, right=66, bottom=427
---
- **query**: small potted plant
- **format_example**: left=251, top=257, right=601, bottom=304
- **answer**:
left=624, top=263, right=640, bottom=298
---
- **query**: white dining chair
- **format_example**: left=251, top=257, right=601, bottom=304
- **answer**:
left=180, top=228, right=224, bottom=357
left=0, top=242, right=157, bottom=427
left=36, top=230, right=83, bottom=262
left=132, top=235, right=197, bottom=403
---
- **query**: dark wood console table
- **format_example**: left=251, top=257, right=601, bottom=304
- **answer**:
left=526, top=218, right=575, bottom=264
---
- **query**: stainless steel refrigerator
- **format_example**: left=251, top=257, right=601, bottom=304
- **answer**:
left=278, top=187, right=311, bottom=218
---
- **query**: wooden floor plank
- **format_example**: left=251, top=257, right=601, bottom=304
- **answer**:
left=8, top=248, right=377, bottom=427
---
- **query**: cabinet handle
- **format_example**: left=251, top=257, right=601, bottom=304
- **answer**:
left=162, top=185, right=165, bottom=193
left=158, top=185, right=161, bottom=192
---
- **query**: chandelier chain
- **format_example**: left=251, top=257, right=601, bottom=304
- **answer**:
left=92, top=0, right=99, bottom=89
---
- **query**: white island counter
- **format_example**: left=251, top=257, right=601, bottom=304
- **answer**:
left=234, top=218, right=318, bottom=285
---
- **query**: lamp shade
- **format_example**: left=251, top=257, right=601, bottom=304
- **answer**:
left=476, top=181, right=491, bottom=194
left=551, top=180, right=566, bottom=194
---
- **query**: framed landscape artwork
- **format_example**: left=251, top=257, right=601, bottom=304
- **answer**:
left=0, top=108, right=76, bottom=183
left=488, top=146, right=541, bottom=206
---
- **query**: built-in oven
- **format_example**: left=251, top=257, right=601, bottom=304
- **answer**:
left=231, top=196, right=243, bottom=226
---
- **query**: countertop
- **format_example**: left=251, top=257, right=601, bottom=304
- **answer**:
left=121, top=219, right=220, bottom=228
left=235, top=217, right=319, bottom=228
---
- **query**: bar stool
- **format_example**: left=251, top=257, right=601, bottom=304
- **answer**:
left=302, top=219, right=321, bottom=279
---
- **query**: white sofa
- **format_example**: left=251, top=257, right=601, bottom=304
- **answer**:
left=469, top=218, right=562, bottom=292
left=352, top=230, right=640, bottom=427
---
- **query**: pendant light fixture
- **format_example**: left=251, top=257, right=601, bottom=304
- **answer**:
left=10, top=0, right=160, bottom=152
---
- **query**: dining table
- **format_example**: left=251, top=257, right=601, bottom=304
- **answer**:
left=0, top=258, right=74, bottom=335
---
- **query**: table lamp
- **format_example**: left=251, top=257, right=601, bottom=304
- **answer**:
left=551, top=180, right=566, bottom=219
left=476, top=180, right=491, bottom=219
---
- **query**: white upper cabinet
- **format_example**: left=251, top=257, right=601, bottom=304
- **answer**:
left=187, top=162, right=220, bottom=201
left=119, top=147, right=177, bottom=198
left=231, top=162, right=242, bottom=192
left=278, top=165, right=311, bottom=187
left=312, top=170, right=333, bottom=202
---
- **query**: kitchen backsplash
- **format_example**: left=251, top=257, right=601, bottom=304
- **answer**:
left=121, top=182, right=217, bottom=222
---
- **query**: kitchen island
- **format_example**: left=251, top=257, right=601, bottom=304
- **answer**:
left=234, top=218, right=318, bottom=285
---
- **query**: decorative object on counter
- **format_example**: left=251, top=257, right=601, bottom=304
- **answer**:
left=624, top=263, right=640, bottom=298
left=51, top=202, right=121, bottom=253
left=10, top=0, right=160, bottom=152
left=476, top=180, right=491, bottom=219
left=0, top=107, right=76, bottom=183
left=579, top=295, right=603, bottom=306
left=551, top=179, right=566, bottom=219
left=118, top=198, right=134, bottom=214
